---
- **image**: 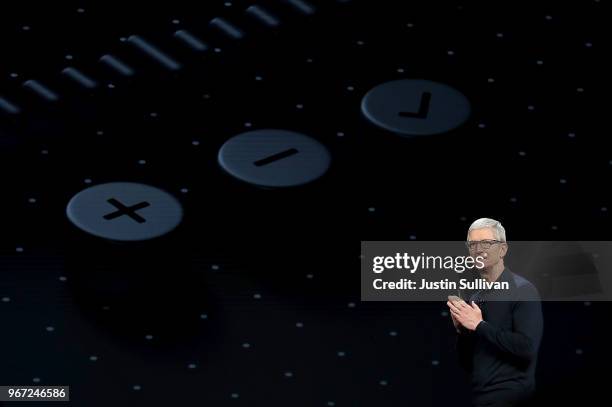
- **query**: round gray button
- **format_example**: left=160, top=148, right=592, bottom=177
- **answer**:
left=66, top=182, right=183, bottom=241
left=218, top=129, right=331, bottom=187
left=361, top=79, right=471, bottom=136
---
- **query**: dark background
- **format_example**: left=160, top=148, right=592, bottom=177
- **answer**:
left=0, top=0, right=608, bottom=405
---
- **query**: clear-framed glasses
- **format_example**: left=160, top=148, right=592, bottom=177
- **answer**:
left=465, top=239, right=503, bottom=251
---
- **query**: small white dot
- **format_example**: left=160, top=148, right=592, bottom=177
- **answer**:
left=510, top=197, right=518, bottom=203
left=560, top=178, right=567, bottom=184
left=576, top=348, right=583, bottom=355
left=145, top=334, right=153, bottom=340
left=584, top=301, right=591, bottom=306
left=224, top=2, right=232, bottom=6
left=406, top=23, right=414, bottom=28
left=306, top=58, right=313, bottom=63
left=397, top=68, right=405, bottom=73
left=551, top=225, right=558, bottom=231
left=107, top=83, right=115, bottom=89
left=3, top=297, right=11, bottom=303
left=149, top=112, right=158, bottom=118
left=96, top=130, right=104, bottom=136
left=22, top=26, right=31, bottom=31
left=59, top=276, right=67, bottom=282
left=84, top=178, right=92, bottom=184
left=200, top=313, right=208, bottom=320
left=576, top=87, right=584, bottom=93
left=356, top=40, right=365, bottom=46
left=211, top=264, right=220, bottom=271
left=441, top=311, right=448, bottom=317
left=568, top=132, right=576, bottom=138
left=432, top=360, right=440, bottom=366
left=138, top=160, right=146, bottom=165
left=65, top=54, right=74, bottom=60
left=255, top=76, right=263, bottom=81
left=242, top=343, right=251, bottom=348
left=192, top=140, right=200, bottom=146
left=519, top=151, right=527, bottom=157
left=46, top=326, right=55, bottom=332
left=545, top=15, right=553, bottom=20
left=253, top=293, right=262, bottom=299
left=188, top=363, right=197, bottom=369
left=77, top=8, right=85, bottom=13
left=296, top=104, right=304, bottom=109
left=32, top=377, right=40, bottom=383
left=536, top=60, right=544, bottom=65
left=244, top=122, right=252, bottom=128
left=447, top=50, right=455, bottom=56
left=346, top=86, right=355, bottom=91
left=180, top=188, right=189, bottom=194
left=89, top=355, right=98, bottom=361
left=409, top=235, right=417, bottom=240
left=327, top=402, right=335, bottom=407
left=601, top=207, right=608, bottom=212
left=527, top=105, right=535, bottom=111
left=102, top=306, right=110, bottom=311
left=284, top=371, right=293, bottom=378
left=389, top=331, right=398, bottom=336
left=133, top=385, right=141, bottom=391
left=296, top=322, right=304, bottom=328
left=368, top=207, right=376, bottom=212
left=28, top=198, right=37, bottom=204
left=585, top=42, right=592, bottom=48
left=487, top=78, right=495, bottom=83
left=478, top=123, right=486, bottom=129
left=231, top=393, right=239, bottom=399
left=337, top=351, right=346, bottom=357
left=119, top=37, right=127, bottom=42
left=306, top=273, right=314, bottom=279
left=16, top=247, right=24, bottom=253
left=379, top=380, right=388, bottom=386
left=203, top=94, right=211, bottom=99
left=172, top=19, right=180, bottom=25
left=10, top=72, right=19, bottom=78
left=41, top=149, right=49, bottom=155
left=496, top=32, right=504, bottom=38
left=214, top=47, right=222, bottom=53
left=347, top=302, right=356, bottom=308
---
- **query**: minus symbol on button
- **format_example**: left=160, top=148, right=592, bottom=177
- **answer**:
left=253, top=148, right=299, bottom=166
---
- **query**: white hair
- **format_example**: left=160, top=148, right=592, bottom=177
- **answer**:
left=467, top=218, right=506, bottom=242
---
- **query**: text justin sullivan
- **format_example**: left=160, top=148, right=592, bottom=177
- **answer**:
left=373, top=278, right=509, bottom=290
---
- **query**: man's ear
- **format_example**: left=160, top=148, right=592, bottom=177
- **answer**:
left=500, top=243, right=508, bottom=258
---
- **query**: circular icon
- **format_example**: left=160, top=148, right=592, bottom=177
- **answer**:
left=218, top=129, right=331, bottom=187
left=66, top=182, right=183, bottom=241
left=361, top=79, right=471, bottom=136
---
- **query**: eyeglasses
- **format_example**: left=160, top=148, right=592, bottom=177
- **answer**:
left=465, top=239, right=503, bottom=251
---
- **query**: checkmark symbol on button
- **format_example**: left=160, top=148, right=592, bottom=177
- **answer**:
left=399, top=91, right=432, bottom=119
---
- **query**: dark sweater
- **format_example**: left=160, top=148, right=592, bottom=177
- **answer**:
left=456, top=268, right=544, bottom=406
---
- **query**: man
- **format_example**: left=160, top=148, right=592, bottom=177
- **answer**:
left=447, top=218, right=543, bottom=407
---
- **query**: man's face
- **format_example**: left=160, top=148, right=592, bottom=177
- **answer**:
left=467, top=228, right=508, bottom=270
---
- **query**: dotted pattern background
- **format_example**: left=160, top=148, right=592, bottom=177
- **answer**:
left=0, top=0, right=608, bottom=406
